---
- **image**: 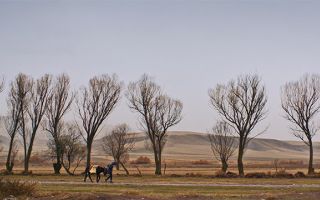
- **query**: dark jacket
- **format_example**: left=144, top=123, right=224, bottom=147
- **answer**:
left=107, top=164, right=114, bottom=174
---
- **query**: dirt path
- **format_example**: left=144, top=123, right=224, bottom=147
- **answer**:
left=38, top=181, right=320, bottom=188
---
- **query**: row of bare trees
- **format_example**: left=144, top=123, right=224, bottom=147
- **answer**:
left=0, top=73, right=121, bottom=174
left=0, top=73, right=182, bottom=176
left=208, top=74, right=320, bottom=175
left=1, top=73, right=319, bottom=176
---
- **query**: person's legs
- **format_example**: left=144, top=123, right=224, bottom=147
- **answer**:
left=109, top=172, right=113, bottom=183
left=106, top=173, right=110, bottom=181
left=96, top=173, right=100, bottom=183
left=84, top=173, right=87, bottom=182
left=89, top=172, right=93, bottom=182
left=84, top=171, right=91, bottom=182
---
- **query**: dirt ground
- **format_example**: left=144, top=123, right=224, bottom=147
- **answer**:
left=31, top=192, right=320, bottom=200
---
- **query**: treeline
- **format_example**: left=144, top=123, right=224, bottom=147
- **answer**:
left=0, top=73, right=319, bottom=176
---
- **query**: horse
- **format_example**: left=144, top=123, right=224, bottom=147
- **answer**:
left=96, top=165, right=107, bottom=183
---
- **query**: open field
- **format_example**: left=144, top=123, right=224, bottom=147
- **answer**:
left=1, top=131, right=320, bottom=199
left=1, top=174, right=320, bottom=200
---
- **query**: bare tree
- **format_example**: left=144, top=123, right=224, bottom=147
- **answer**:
left=5, top=73, right=32, bottom=172
left=77, top=74, right=122, bottom=168
left=19, top=74, right=51, bottom=174
left=59, top=123, right=86, bottom=175
left=209, top=74, right=267, bottom=176
left=44, top=74, right=74, bottom=174
left=102, top=124, right=135, bottom=175
left=281, top=74, right=320, bottom=175
left=208, top=121, right=236, bottom=173
left=126, top=74, right=183, bottom=175
left=273, top=159, right=280, bottom=173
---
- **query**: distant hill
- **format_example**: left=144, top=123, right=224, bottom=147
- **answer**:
left=1, top=131, right=319, bottom=161
left=95, top=131, right=320, bottom=161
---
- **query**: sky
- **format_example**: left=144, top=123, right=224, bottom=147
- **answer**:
left=0, top=0, right=320, bottom=140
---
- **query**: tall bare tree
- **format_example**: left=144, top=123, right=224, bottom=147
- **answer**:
left=281, top=74, right=320, bottom=175
left=208, top=121, right=236, bottom=173
left=102, top=124, right=135, bottom=175
left=19, top=74, right=51, bottom=174
left=5, top=73, right=32, bottom=172
left=209, top=74, right=267, bottom=176
left=77, top=74, right=122, bottom=168
left=44, top=74, right=74, bottom=174
left=126, top=75, right=183, bottom=175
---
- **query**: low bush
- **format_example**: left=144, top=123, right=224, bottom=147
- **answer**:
left=214, top=171, right=238, bottom=178
left=130, top=156, right=151, bottom=165
left=245, top=172, right=270, bottom=178
left=170, top=174, right=182, bottom=177
left=273, top=169, right=294, bottom=178
left=0, top=178, right=37, bottom=199
left=226, top=171, right=238, bottom=178
left=294, top=171, right=306, bottom=178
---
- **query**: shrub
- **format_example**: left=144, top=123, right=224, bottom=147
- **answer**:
left=226, top=171, right=238, bottom=178
left=294, top=171, right=306, bottom=178
left=214, top=170, right=239, bottom=178
left=0, top=178, right=37, bottom=199
left=245, top=172, right=270, bottom=178
left=130, top=156, right=151, bottom=165
left=191, top=160, right=210, bottom=165
left=170, top=174, right=182, bottom=177
left=273, top=169, right=294, bottom=178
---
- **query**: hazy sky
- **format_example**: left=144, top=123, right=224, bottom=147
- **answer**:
left=1, top=0, right=320, bottom=140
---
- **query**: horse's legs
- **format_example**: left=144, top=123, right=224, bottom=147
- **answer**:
left=96, top=173, right=100, bottom=183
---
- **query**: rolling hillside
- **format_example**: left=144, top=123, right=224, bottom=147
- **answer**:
left=1, top=131, right=319, bottom=161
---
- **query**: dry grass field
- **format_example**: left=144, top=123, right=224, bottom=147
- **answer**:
left=1, top=174, right=320, bottom=200
left=1, top=131, right=320, bottom=199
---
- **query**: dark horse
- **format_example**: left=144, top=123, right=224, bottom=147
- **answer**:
left=96, top=166, right=107, bottom=183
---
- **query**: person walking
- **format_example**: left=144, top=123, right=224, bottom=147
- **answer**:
left=105, top=161, right=117, bottom=183
left=84, top=163, right=93, bottom=182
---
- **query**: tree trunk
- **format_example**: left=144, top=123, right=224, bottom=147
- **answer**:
left=53, top=163, right=62, bottom=174
left=120, top=162, right=129, bottom=175
left=153, top=149, right=162, bottom=175
left=308, top=140, right=314, bottom=175
left=155, top=149, right=162, bottom=175
left=24, top=155, right=29, bottom=174
left=6, top=137, right=14, bottom=172
left=155, top=158, right=162, bottom=175
left=237, top=145, right=244, bottom=176
left=221, top=160, right=228, bottom=173
left=24, top=130, right=38, bottom=174
left=53, top=137, right=62, bottom=174
left=23, top=135, right=28, bottom=174
left=115, top=158, right=120, bottom=170
left=86, top=140, right=92, bottom=168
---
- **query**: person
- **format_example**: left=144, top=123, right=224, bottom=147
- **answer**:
left=105, top=161, right=117, bottom=183
left=84, top=163, right=93, bottom=182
